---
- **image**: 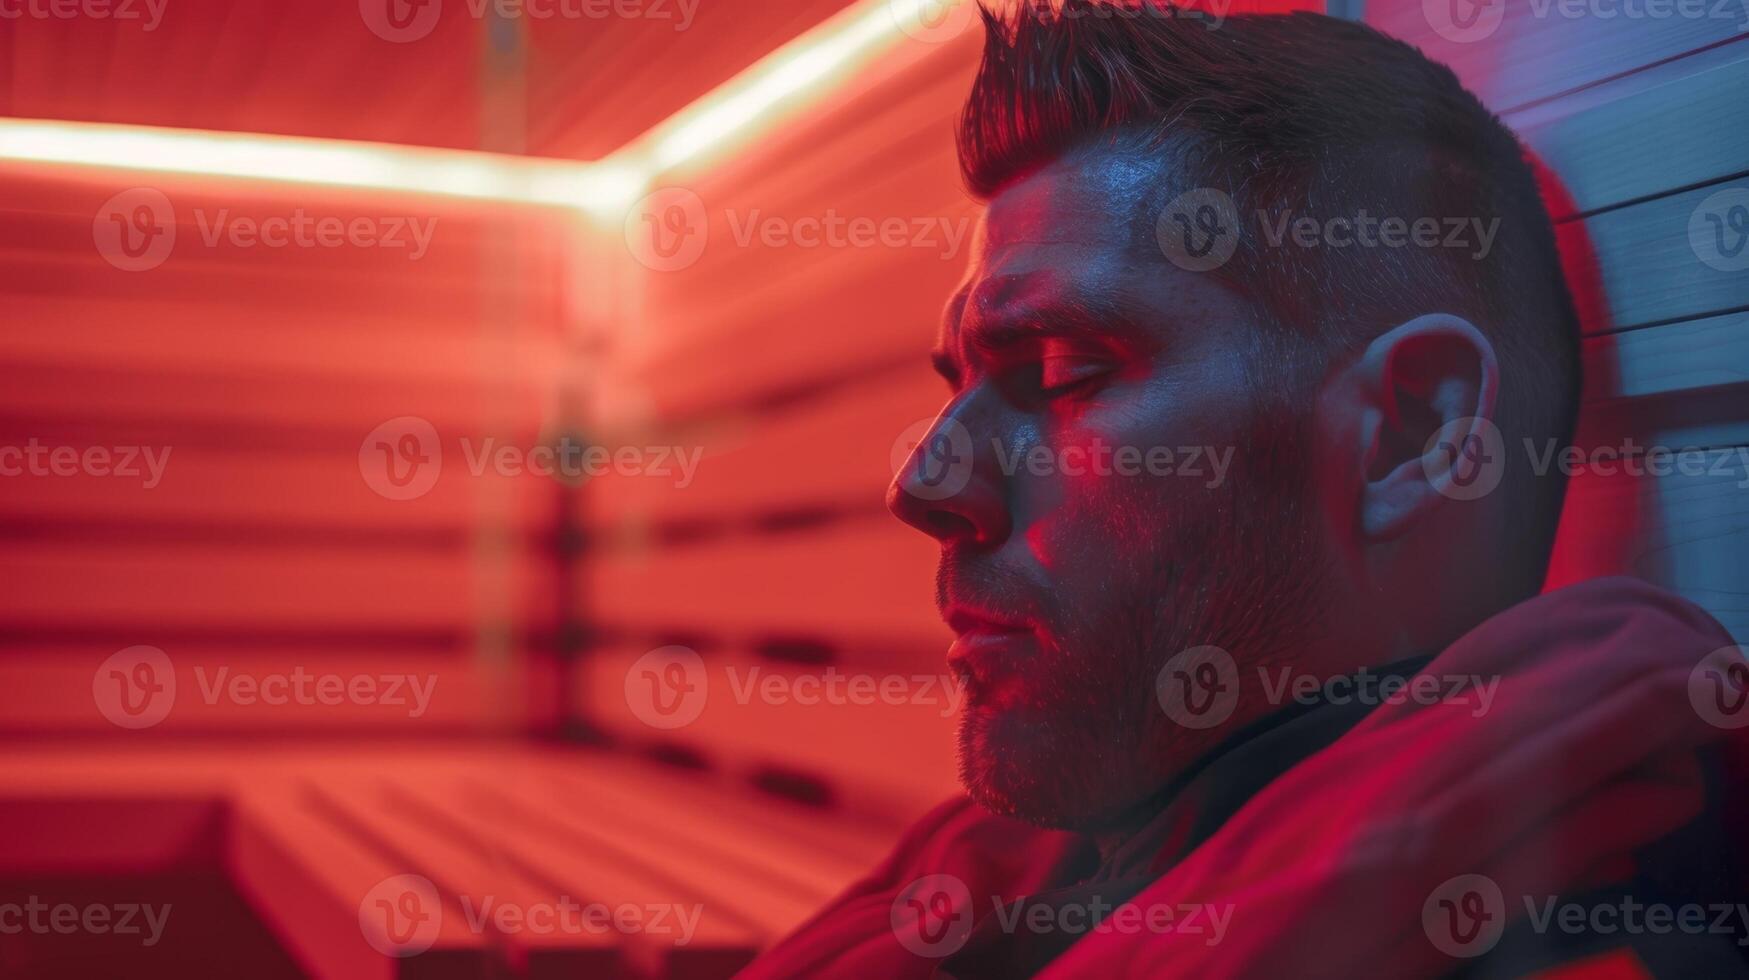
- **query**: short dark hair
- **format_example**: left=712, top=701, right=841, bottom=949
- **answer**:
left=956, top=2, right=1582, bottom=588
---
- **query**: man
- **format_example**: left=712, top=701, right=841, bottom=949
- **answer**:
left=742, top=4, right=1749, bottom=977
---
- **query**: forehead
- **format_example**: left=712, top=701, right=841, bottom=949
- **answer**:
left=941, top=145, right=1242, bottom=347
left=984, top=147, right=1168, bottom=252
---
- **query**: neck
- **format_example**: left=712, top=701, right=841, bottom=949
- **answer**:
left=1083, top=649, right=1441, bottom=870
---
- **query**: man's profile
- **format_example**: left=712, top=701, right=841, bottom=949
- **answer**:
left=742, top=3, right=1748, bottom=977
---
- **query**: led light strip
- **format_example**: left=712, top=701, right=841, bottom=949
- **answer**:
left=0, top=0, right=967, bottom=218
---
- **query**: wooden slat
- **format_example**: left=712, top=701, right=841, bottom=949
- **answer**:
left=551, top=754, right=894, bottom=883
left=0, top=745, right=889, bottom=976
left=1581, top=311, right=1749, bottom=448
left=620, top=54, right=975, bottom=422
left=0, top=442, right=558, bottom=532
left=0, top=295, right=564, bottom=388
left=0, top=169, right=572, bottom=306
left=0, top=542, right=525, bottom=629
left=0, top=650, right=515, bottom=734
left=231, top=785, right=493, bottom=980
left=395, top=777, right=762, bottom=978
left=1368, top=0, right=1747, bottom=112
left=582, top=643, right=960, bottom=824
left=0, top=361, right=548, bottom=437
left=625, top=237, right=957, bottom=423
left=1580, top=181, right=1749, bottom=332
left=640, top=85, right=973, bottom=333
left=308, top=775, right=625, bottom=976
left=1585, top=312, right=1749, bottom=402
left=583, top=517, right=946, bottom=654
left=1549, top=446, right=1749, bottom=639
left=397, top=772, right=819, bottom=949
left=1508, top=38, right=1749, bottom=218
left=586, top=363, right=942, bottom=529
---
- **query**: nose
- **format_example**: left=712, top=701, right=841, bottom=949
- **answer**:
left=887, top=413, right=1010, bottom=546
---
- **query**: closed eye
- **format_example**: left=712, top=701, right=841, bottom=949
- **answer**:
left=1040, top=353, right=1113, bottom=395
left=1036, top=338, right=1118, bottom=398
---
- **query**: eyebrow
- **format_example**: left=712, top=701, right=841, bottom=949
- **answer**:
left=931, top=292, right=1142, bottom=389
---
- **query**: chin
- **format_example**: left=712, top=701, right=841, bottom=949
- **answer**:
left=956, top=700, right=1157, bottom=832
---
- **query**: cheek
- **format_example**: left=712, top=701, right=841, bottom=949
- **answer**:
left=1019, top=419, right=1182, bottom=573
left=1018, top=369, right=1249, bottom=571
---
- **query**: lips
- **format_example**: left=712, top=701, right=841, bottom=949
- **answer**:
left=944, top=604, right=1031, bottom=637
left=943, top=603, right=1037, bottom=700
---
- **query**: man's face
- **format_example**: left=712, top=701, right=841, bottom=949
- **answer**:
left=887, top=148, right=1332, bottom=831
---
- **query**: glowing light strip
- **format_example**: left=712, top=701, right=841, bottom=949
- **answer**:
left=637, top=0, right=931, bottom=172
left=0, top=117, right=647, bottom=216
left=0, top=0, right=958, bottom=216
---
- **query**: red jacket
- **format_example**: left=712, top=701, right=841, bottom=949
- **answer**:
left=741, top=577, right=1749, bottom=978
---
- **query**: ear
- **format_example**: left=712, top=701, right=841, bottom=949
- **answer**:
left=1349, top=314, right=1501, bottom=540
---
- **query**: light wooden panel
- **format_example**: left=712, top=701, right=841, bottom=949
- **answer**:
left=586, top=363, right=943, bottom=530
left=0, top=164, right=571, bottom=736
left=584, top=517, right=946, bottom=657
left=1579, top=181, right=1749, bottom=332
left=621, top=39, right=979, bottom=422
left=0, top=650, right=515, bottom=734
left=1581, top=312, right=1749, bottom=449
left=0, top=745, right=893, bottom=976
left=0, top=445, right=556, bottom=531
left=1369, top=0, right=1748, bottom=111
left=1550, top=447, right=1749, bottom=638
left=0, top=541, right=537, bottom=629
left=582, top=643, right=961, bottom=823
left=1508, top=38, right=1749, bottom=218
